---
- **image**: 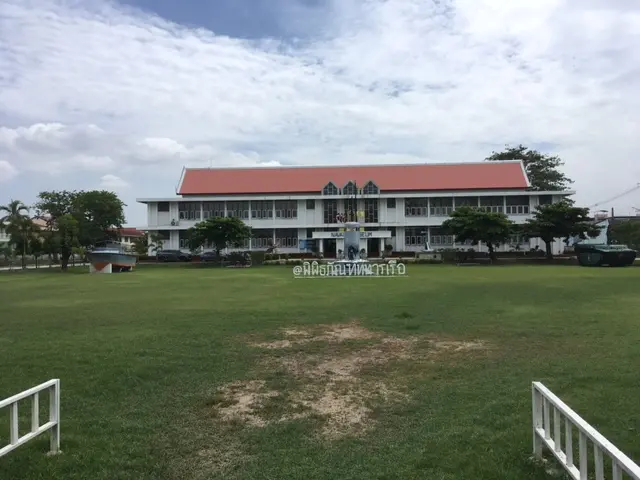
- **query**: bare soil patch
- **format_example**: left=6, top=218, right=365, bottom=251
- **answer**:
left=212, top=322, right=486, bottom=439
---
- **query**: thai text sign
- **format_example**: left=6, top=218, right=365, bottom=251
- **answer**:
left=293, top=261, right=407, bottom=278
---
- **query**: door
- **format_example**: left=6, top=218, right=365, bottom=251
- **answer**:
left=367, top=238, right=379, bottom=257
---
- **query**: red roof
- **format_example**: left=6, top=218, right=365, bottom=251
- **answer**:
left=117, top=228, right=144, bottom=237
left=178, top=161, right=529, bottom=195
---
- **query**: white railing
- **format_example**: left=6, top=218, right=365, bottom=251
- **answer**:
left=0, top=379, right=60, bottom=457
left=532, top=382, right=640, bottom=480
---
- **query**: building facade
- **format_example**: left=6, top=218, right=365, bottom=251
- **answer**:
left=137, top=161, right=573, bottom=256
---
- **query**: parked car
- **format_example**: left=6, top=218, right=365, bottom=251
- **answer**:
left=157, top=250, right=192, bottom=262
left=200, top=251, right=220, bottom=262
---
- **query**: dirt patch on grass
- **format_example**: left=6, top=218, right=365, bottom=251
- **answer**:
left=212, top=322, right=486, bottom=439
left=249, top=321, right=378, bottom=349
left=213, top=380, right=280, bottom=427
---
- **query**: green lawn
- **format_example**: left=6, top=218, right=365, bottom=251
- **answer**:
left=1, top=265, right=639, bottom=480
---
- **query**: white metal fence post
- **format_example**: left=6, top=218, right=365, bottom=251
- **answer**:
left=49, top=379, right=60, bottom=454
left=532, top=384, right=542, bottom=457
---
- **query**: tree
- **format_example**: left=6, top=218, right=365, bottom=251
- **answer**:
left=132, top=232, right=164, bottom=256
left=54, top=214, right=80, bottom=270
left=524, top=201, right=600, bottom=259
left=132, top=233, right=150, bottom=256
left=0, top=199, right=29, bottom=224
left=486, top=144, right=572, bottom=191
left=442, top=207, right=514, bottom=260
left=609, top=220, right=640, bottom=250
left=187, top=217, right=252, bottom=262
left=8, top=216, right=40, bottom=268
left=1, top=200, right=33, bottom=268
left=0, top=243, right=16, bottom=270
left=34, top=190, right=125, bottom=271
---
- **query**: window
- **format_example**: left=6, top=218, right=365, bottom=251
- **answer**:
left=343, top=181, right=357, bottom=196
left=479, top=196, right=504, bottom=213
left=510, top=234, right=528, bottom=245
left=364, top=199, right=378, bottom=223
left=323, top=182, right=339, bottom=195
left=323, top=199, right=338, bottom=223
left=405, top=227, right=427, bottom=247
left=387, top=198, right=396, bottom=209
left=252, top=229, right=273, bottom=249
left=275, top=200, right=297, bottom=219
left=405, top=198, right=428, bottom=217
left=227, top=201, right=249, bottom=219
left=505, top=196, right=530, bottom=215
left=203, top=202, right=224, bottom=219
left=306, top=228, right=314, bottom=238
left=430, top=198, right=453, bottom=216
left=344, top=198, right=358, bottom=221
left=430, top=227, right=453, bottom=246
left=363, top=181, right=379, bottom=195
left=306, top=199, right=315, bottom=209
left=157, top=202, right=170, bottom=212
left=251, top=200, right=273, bottom=219
left=179, top=230, right=191, bottom=250
left=539, top=195, right=552, bottom=205
left=154, top=232, right=169, bottom=250
left=455, top=197, right=478, bottom=209
left=275, top=228, right=298, bottom=248
left=178, top=202, right=201, bottom=221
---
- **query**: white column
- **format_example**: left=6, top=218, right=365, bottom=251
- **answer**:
left=379, top=238, right=384, bottom=256
left=319, top=239, right=324, bottom=254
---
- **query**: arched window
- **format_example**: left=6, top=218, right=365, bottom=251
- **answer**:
left=342, top=181, right=357, bottom=196
left=322, top=182, right=339, bottom=195
left=363, top=181, right=379, bottom=195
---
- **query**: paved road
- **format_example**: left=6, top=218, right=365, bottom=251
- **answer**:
left=0, top=263, right=89, bottom=272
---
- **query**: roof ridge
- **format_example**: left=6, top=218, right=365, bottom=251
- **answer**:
left=182, top=160, right=524, bottom=172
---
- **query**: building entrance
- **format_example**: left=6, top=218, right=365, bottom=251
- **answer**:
left=367, top=238, right=380, bottom=257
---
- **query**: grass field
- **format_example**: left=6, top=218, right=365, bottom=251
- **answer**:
left=1, top=265, right=640, bottom=480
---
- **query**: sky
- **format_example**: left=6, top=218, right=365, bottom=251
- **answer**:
left=1, top=0, right=639, bottom=226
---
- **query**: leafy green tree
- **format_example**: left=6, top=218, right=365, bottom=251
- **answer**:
left=187, top=217, right=252, bottom=263
left=54, top=214, right=80, bottom=270
left=609, top=220, right=640, bottom=250
left=0, top=243, right=16, bottom=270
left=30, top=236, right=45, bottom=268
left=486, top=144, right=572, bottom=191
left=524, top=201, right=599, bottom=259
left=442, top=207, right=514, bottom=260
left=132, top=232, right=164, bottom=256
left=35, top=190, right=125, bottom=270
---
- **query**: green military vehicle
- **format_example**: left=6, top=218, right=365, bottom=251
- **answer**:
left=573, top=243, right=636, bottom=267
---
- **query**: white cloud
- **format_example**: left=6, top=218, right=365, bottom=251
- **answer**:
left=0, top=160, right=18, bottom=182
left=1, top=0, right=639, bottom=220
left=100, top=174, right=129, bottom=190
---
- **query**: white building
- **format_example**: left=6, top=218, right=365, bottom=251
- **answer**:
left=136, top=161, right=573, bottom=256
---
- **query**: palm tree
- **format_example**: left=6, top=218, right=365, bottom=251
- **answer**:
left=0, top=200, right=31, bottom=268
left=0, top=199, right=29, bottom=224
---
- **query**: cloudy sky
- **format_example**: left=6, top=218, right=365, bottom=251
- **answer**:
left=1, top=0, right=639, bottom=225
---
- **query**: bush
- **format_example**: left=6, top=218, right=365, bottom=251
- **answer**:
left=250, top=251, right=265, bottom=265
